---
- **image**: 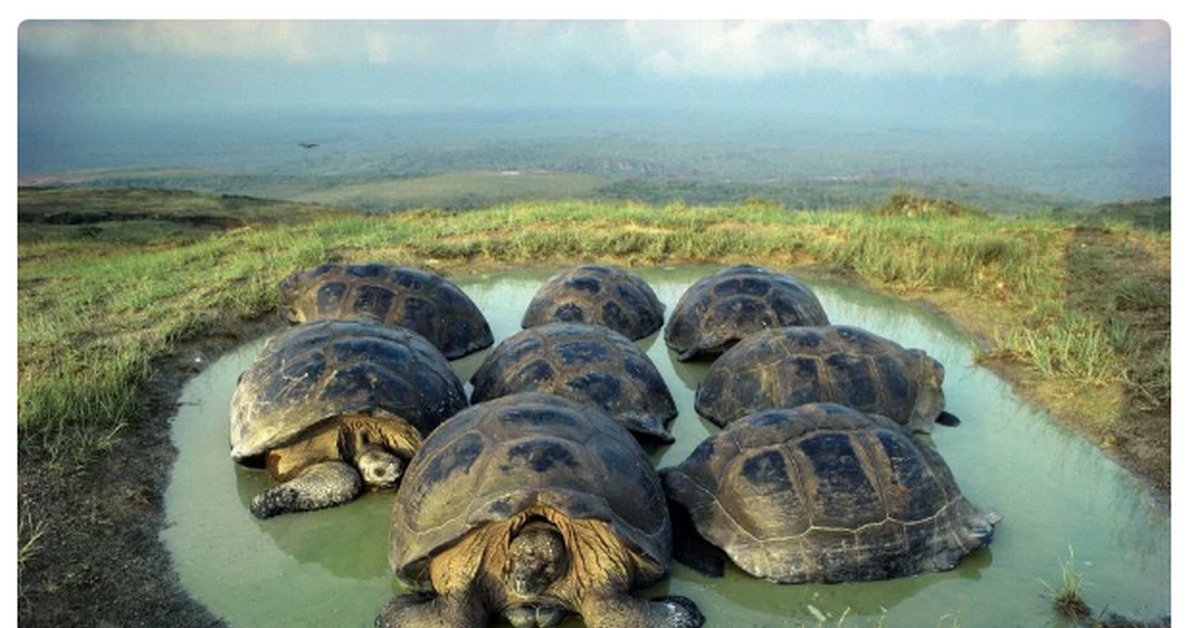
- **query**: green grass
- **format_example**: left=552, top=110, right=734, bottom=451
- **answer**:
left=17, top=497, right=47, bottom=576
left=17, top=188, right=1170, bottom=471
left=295, top=170, right=608, bottom=211
left=1040, top=546, right=1091, bottom=622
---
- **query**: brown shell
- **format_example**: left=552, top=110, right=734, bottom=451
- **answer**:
left=469, top=322, right=677, bottom=443
left=389, top=392, right=672, bottom=593
left=694, top=325, right=948, bottom=432
left=665, top=265, right=830, bottom=360
left=278, top=263, right=494, bottom=359
left=522, top=264, right=665, bottom=341
left=663, top=403, right=997, bottom=583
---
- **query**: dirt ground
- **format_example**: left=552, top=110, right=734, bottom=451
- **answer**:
left=15, top=313, right=1171, bottom=627
left=16, top=320, right=278, bottom=628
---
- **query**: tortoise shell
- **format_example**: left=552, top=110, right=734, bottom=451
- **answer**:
left=278, top=263, right=494, bottom=359
left=694, top=325, right=949, bottom=433
left=662, top=402, right=998, bottom=584
left=229, top=319, right=468, bottom=464
left=469, top=322, right=677, bottom=443
left=522, top=264, right=665, bottom=341
left=389, top=392, right=672, bottom=594
left=665, top=264, right=830, bottom=360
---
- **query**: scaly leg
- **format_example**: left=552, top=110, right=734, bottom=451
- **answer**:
left=250, top=460, right=362, bottom=519
left=376, top=591, right=489, bottom=628
left=578, top=591, right=704, bottom=628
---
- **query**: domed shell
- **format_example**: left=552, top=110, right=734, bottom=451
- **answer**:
left=695, top=325, right=948, bottom=432
left=229, top=319, right=468, bottom=463
left=278, top=262, right=494, bottom=359
left=522, top=264, right=665, bottom=341
left=469, top=322, right=677, bottom=442
left=390, top=392, right=672, bottom=593
left=663, top=403, right=997, bottom=584
left=665, top=265, right=830, bottom=360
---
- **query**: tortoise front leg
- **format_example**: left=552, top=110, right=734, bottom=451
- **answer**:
left=376, top=591, right=489, bottom=628
left=250, top=460, right=362, bottom=519
left=577, top=591, right=704, bottom=628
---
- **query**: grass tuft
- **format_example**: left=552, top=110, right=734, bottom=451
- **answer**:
left=17, top=500, right=46, bottom=576
left=1041, top=546, right=1092, bottom=622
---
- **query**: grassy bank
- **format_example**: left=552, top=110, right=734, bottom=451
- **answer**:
left=16, top=188, right=1170, bottom=498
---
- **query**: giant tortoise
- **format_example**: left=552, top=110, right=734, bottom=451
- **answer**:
left=229, top=319, right=468, bottom=518
left=665, top=264, right=830, bottom=361
left=522, top=264, right=666, bottom=341
left=694, top=325, right=960, bottom=433
left=470, top=322, right=678, bottom=443
left=378, top=392, right=704, bottom=628
left=662, top=402, right=999, bottom=584
left=278, top=262, right=494, bottom=359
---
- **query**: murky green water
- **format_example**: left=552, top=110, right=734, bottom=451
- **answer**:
left=163, top=265, right=1170, bottom=627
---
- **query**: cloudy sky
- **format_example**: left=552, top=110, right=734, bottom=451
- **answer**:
left=16, top=19, right=1172, bottom=125
left=17, top=20, right=1170, bottom=85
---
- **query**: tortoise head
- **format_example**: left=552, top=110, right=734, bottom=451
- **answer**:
left=355, top=446, right=406, bottom=489
left=504, top=519, right=569, bottom=597
left=276, top=270, right=310, bottom=324
left=909, top=349, right=953, bottom=432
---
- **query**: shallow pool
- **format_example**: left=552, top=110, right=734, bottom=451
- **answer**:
left=162, top=265, right=1169, bottom=627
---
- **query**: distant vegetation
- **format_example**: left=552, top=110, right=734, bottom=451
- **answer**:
left=17, top=187, right=1170, bottom=503
left=592, top=177, right=1087, bottom=215
left=28, top=166, right=1089, bottom=215
left=294, top=170, right=608, bottom=211
left=1079, top=197, right=1170, bottom=232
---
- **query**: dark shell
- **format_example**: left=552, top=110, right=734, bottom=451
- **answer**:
left=663, top=403, right=997, bottom=583
left=229, top=320, right=468, bottom=463
left=278, top=263, right=494, bottom=359
left=390, top=392, right=671, bottom=592
left=694, top=325, right=946, bottom=432
left=665, top=265, right=830, bottom=360
left=522, top=264, right=665, bottom=341
left=470, top=323, right=677, bottom=443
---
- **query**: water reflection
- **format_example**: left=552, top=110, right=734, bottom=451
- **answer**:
left=233, top=468, right=395, bottom=580
left=163, top=264, right=1169, bottom=628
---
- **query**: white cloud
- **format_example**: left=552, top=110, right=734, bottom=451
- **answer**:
left=17, top=19, right=1171, bottom=88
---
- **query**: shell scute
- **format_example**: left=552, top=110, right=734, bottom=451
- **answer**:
left=315, top=283, right=348, bottom=311
left=419, top=431, right=486, bottom=487
left=502, top=438, right=581, bottom=474
left=740, top=449, right=795, bottom=495
left=556, top=339, right=611, bottom=364
left=566, top=275, right=603, bottom=294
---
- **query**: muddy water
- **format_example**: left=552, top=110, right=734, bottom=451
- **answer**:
left=162, top=265, right=1169, bottom=627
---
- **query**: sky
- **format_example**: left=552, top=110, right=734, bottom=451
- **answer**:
left=15, top=19, right=1173, bottom=134
left=15, top=19, right=1171, bottom=87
